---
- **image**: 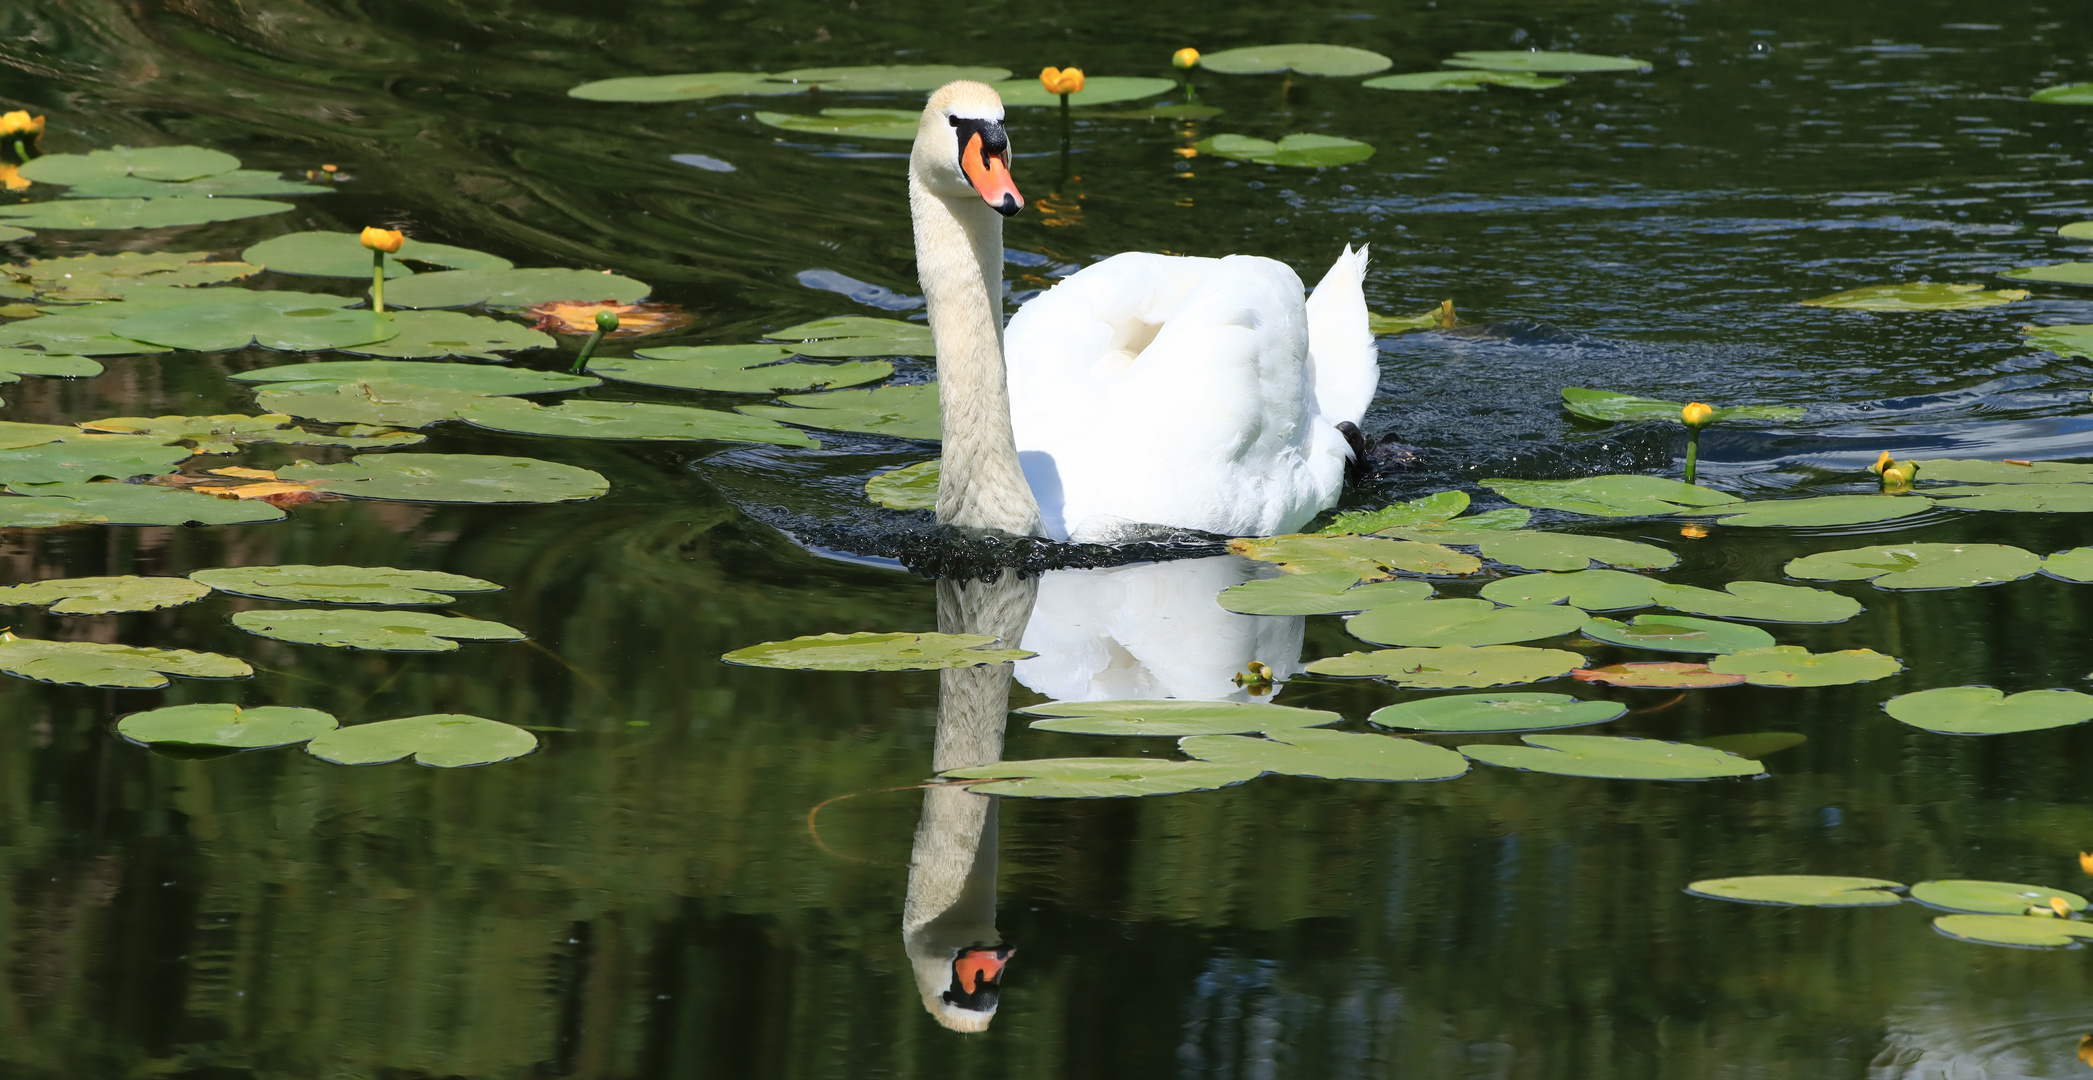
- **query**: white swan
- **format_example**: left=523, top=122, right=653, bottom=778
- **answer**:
left=909, top=82, right=1379, bottom=542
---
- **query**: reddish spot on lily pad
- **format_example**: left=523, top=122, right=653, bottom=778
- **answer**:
left=1571, top=662, right=1747, bottom=689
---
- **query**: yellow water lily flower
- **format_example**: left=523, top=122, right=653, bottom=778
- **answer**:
left=0, top=111, right=41, bottom=137
left=2052, top=896, right=2075, bottom=917
left=2079, top=851, right=2093, bottom=876
left=1039, top=67, right=1085, bottom=96
left=358, top=226, right=405, bottom=253
left=1867, top=450, right=1893, bottom=476
left=1680, top=401, right=1715, bottom=428
left=1173, top=48, right=1201, bottom=70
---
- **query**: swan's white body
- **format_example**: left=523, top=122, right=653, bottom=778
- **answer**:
left=910, top=82, right=1379, bottom=541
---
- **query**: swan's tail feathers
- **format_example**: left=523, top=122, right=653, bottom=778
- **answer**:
left=1305, top=243, right=1378, bottom=427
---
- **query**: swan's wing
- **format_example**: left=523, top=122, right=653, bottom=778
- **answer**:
left=1303, top=243, right=1378, bottom=427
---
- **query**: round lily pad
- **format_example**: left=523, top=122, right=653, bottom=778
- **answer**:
left=114, top=304, right=399, bottom=353
left=1883, top=686, right=2093, bottom=735
left=1362, top=70, right=1566, bottom=92
left=0, top=634, right=250, bottom=689
left=756, top=108, right=920, bottom=141
left=231, top=359, right=595, bottom=394
left=940, top=757, right=1261, bottom=799
left=1477, top=531, right=1677, bottom=572
left=1347, top=598, right=1588, bottom=647
left=1228, top=534, right=1480, bottom=580
left=189, top=565, right=499, bottom=606
left=230, top=608, right=525, bottom=653
left=1580, top=614, right=1775, bottom=654
left=765, top=316, right=934, bottom=357
left=767, top=65, right=1013, bottom=91
left=1460, top=734, right=1763, bottom=781
left=1368, top=692, right=1625, bottom=733
left=380, top=268, right=650, bottom=310
left=1930, top=483, right=2093, bottom=513
left=275, top=453, right=609, bottom=504
left=1198, top=44, right=1393, bottom=77
left=1194, top=134, right=1375, bottom=167
left=2044, top=547, right=2093, bottom=581
left=1696, top=495, right=1933, bottom=528
left=1931, top=914, right=2093, bottom=949
left=1316, top=490, right=1468, bottom=535
left=1018, top=699, right=1340, bottom=737
left=1706, top=646, right=1902, bottom=687
left=1478, top=568, right=1660, bottom=611
left=1785, top=543, right=2041, bottom=590
left=1179, top=729, right=1470, bottom=782
left=1915, top=458, right=2093, bottom=483
left=0, top=197, right=292, bottom=230
left=1647, top=580, right=1863, bottom=623
left=2002, top=262, right=2093, bottom=286
left=1443, top=50, right=1650, bottom=73
left=594, top=346, right=891, bottom=393
left=459, top=397, right=818, bottom=446
left=1485, top=475, right=1741, bottom=517
left=1558, top=389, right=1803, bottom=425
left=1571, top=661, right=1747, bottom=688
left=1305, top=645, right=1585, bottom=688
left=242, top=231, right=511, bottom=278
left=0, top=575, right=208, bottom=614
left=305, top=714, right=538, bottom=768
left=738, top=383, right=939, bottom=441
left=1910, top=880, right=2087, bottom=916
left=990, top=76, right=1178, bottom=107
left=117, top=703, right=337, bottom=750
left=722, top=631, right=1033, bottom=671
left=338, top=311, right=552, bottom=361
left=1216, top=570, right=1431, bottom=614
left=1683, top=875, right=1905, bottom=907
left=1799, top=283, right=2029, bottom=310
left=568, top=71, right=810, bottom=102
left=18, top=146, right=240, bottom=185
left=0, top=481, right=286, bottom=526
left=865, top=459, right=938, bottom=510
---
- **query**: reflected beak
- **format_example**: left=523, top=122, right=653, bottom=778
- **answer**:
left=944, top=944, right=1015, bottom=1010
left=962, top=132, right=1023, bottom=217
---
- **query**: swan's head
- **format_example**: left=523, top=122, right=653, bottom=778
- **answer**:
left=915, top=81, right=1023, bottom=217
left=911, top=942, right=1014, bottom=1032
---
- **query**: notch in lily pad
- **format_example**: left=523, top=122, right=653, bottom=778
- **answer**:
left=1883, top=686, right=2093, bottom=735
left=1198, top=44, right=1392, bottom=77
left=305, top=714, right=538, bottom=768
left=117, top=703, right=338, bottom=751
left=1019, top=699, right=1340, bottom=737
left=723, top=631, right=1033, bottom=671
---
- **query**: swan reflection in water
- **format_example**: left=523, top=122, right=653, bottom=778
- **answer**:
left=902, top=555, right=1302, bottom=1031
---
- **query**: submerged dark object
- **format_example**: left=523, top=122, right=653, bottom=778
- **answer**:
left=780, top=513, right=1230, bottom=578
left=1340, top=421, right=1426, bottom=483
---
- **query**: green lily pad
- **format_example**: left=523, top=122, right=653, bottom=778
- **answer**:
left=0, top=197, right=293, bottom=230
left=2032, top=83, right=2093, bottom=105
left=117, top=703, right=338, bottom=750
left=722, top=631, right=1032, bottom=671
left=77, top=413, right=301, bottom=455
left=596, top=345, right=890, bottom=393
left=1932, top=914, right=2093, bottom=949
left=1362, top=70, right=1566, bottom=92
left=232, top=359, right=595, bottom=394
left=767, top=65, right=1013, bottom=91
left=1229, top=533, right=1480, bottom=581
left=1019, top=699, right=1340, bottom=737
left=337, top=311, right=552, bottom=361
left=1559, top=388, right=1804, bottom=424
left=765, top=316, right=934, bottom=357
left=1911, top=880, right=2087, bottom=916
left=1379, top=509, right=1535, bottom=543
left=989, top=76, right=1179, bottom=107
left=1474, top=531, right=1677, bottom=572
left=1580, top=614, right=1776, bottom=654
left=1707, top=646, right=1902, bottom=687
left=940, top=757, right=1260, bottom=799
left=241, top=426, right=422, bottom=450
left=1367, top=307, right=1444, bottom=334
left=1478, top=568, right=1660, bottom=611
left=568, top=71, right=811, bottom=102
left=380, top=268, right=650, bottom=310
left=1460, top=734, right=1763, bottom=780
left=1916, top=458, right=2093, bottom=483
left=1316, top=490, right=1467, bottom=535
left=0, top=575, right=208, bottom=614
left=1198, top=44, right=1392, bottom=77
left=305, top=714, right=538, bottom=768
left=2044, top=547, right=2093, bottom=582
left=1929, top=483, right=2093, bottom=513
left=1193, top=133, right=1375, bottom=167
left=1799, top=282, right=2029, bottom=310
left=17, top=146, right=240, bottom=185
left=0, top=435, right=190, bottom=485
left=189, top=565, right=499, bottom=606
left=242, top=231, right=512, bottom=278
left=1216, top=570, right=1431, bottom=614
left=738, top=383, right=940, bottom=440
left=14, top=251, right=264, bottom=301
left=114, top=304, right=398, bottom=353
left=1485, top=475, right=1741, bottom=517
left=0, top=422, right=75, bottom=448
left=1443, top=50, right=1650, bottom=73
left=865, top=459, right=939, bottom=510
left=756, top=108, right=920, bottom=141
left=0, top=481, right=285, bottom=526
left=254, top=380, right=498, bottom=428
left=0, top=634, right=250, bottom=689
left=231, top=608, right=523, bottom=652
left=1571, top=661, right=1746, bottom=689
left=2061, top=222, right=2093, bottom=240
left=1785, top=542, right=2041, bottom=589
left=1368, top=692, right=1624, bottom=733
left=0, top=313, right=171, bottom=355
left=1883, top=686, right=2093, bottom=735
left=2001, top=262, right=2093, bottom=286
left=1179, top=729, right=1470, bottom=782
left=276, top=453, right=609, bottom=504
left=1305, top=645, right=1585, bottom=688
left=0, top=226, right=27, bottom=242
left=1696, top=494, right=1934, bottom=528
left=1347, top=598, right=1587, bottom=647
left=1647, top=580, right=1863, bottom=623
left=460, top=397, right=818, bottom=446
left=1684, top=875, right=1905, bottom=907
left=0, top=349, right=94, bottom=383
left=56, top=171, right=331, bottom=200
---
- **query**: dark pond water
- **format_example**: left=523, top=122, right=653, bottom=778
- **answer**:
left=6, top=0, right=2093, bottom=1076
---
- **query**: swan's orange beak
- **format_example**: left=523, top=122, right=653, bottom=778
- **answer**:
left=962, top=132, right=1023, bottom=217
left=944, top=944, right=1014, bottom=1011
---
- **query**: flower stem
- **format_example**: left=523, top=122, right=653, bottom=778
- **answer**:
left=1183, top=76, right=1197, bottom=104
left=1683, top=427, right=1701, bottom=485
left=370, top=249, right=386, bottom=314
left=571, top=327, right=608, bottom=375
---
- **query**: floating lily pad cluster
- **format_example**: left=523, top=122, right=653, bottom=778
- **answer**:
left=1688, top=874, right=2093, bottom=949
left=1364, top=49, right=1648, bottom=93
left=117, top=704, right=536, bottom=767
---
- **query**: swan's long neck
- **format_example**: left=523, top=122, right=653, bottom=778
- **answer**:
left=910, top=169, right=1044, bottom=537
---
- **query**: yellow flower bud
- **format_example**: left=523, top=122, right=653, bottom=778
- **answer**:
left=1680, top=401, right=1715, bottom=428
left=1173, top=47, right=1202, bottom=70
left=1867, top=450, right=1893, bottom=476
left=0, top=111, right=44, bottom=138
left=2079, top=851, right=2093, bottom=876
left=1880, top=465, right=1908, bottom=488
left=1039, top=66, right=1085, bottom=96
left=359, top=226, right=405, bottom=253
left=2053, top=896, right=2074, bottom=917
